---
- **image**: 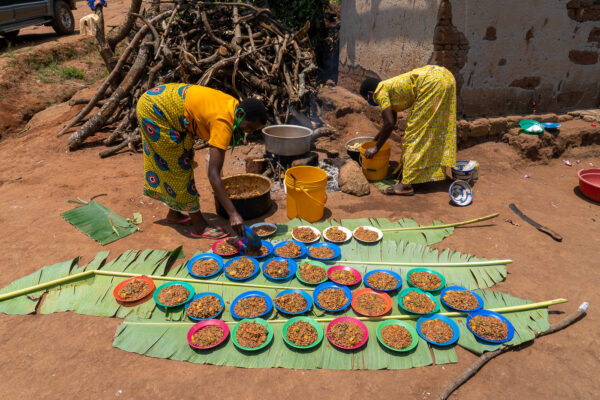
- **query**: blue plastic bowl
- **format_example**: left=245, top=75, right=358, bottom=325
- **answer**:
left=273, top=240, right=308, bottom=259
left=541, top=122, right=561, bottom=131
left=363, top=269, right=403, bottom=292
left=186, top=253, right=224, bottom=279
left=241, top=240, right=274, bottom=260
left=185, top=292, right=225, bottom=321
left=440, top=285, right=484, bottom=312
left=313, top=282, right=352, bottom=312
left=274, top=289, right=313, bottom=315
left=262, top=257, right=298, bottom=281
left=417, top=314, right=460, bottom=346
left=307, top=242, right=341, bottom=261
left=153, top=281, right=195, bottom=308
left=466, top=309, right=515, bottom=344
left=223, top=256, right=260, bottom=281
left=449, top=180, right=473, bottom=207
left=230, top=290, right=273, bottom=320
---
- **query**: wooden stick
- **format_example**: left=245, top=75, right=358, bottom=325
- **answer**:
left=121, top=298, right=569, bottom=326
left=436, top=301, right=587, bottom=400
left=338, top=259, right=513, bottom=267
left=0, top=271, right=94, bottom=301
left=380, top=213, right=500, bottom=232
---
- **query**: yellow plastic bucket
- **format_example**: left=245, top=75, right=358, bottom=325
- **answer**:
left=285, top=166, right=328, bottom=222
left=360, top=141, right=390, bottom=181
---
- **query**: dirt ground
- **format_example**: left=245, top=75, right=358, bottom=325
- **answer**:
left=1, top=3, right=599, bottom=400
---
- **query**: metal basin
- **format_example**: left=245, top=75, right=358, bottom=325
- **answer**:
left=262, top=125, right=314, bottom=156
left=215, top=173, right=273, bottom=220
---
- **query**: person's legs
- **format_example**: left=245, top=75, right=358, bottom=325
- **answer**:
left=189, top=210, right=228, bottom=238
left=165, top=209, right=190, bottom=224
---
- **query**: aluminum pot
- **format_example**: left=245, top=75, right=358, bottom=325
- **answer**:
left=262, top=125, right=314, bottom=156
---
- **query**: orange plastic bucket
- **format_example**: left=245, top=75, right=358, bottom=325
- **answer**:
left=360, top=141, right=390, bottom=181
left=285, top=166, right=328, bottom=222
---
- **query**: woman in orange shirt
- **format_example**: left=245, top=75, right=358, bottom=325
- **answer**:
left=136, top=83, right=267, bottom=238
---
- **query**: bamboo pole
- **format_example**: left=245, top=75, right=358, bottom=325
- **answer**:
left=380, top=213, right=500, bottom=232
left=337, top=259, right=513, bottom=267
left=121, top=298, right=568, bottom=325
left=0, top=271, right=95, bottom=301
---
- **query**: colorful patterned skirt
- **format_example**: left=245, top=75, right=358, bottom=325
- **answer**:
left=137, top=83, right=199, bottom=212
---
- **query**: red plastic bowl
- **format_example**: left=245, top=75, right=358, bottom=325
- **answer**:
left=351, top=288, right=392, bottom=317
left=326, top=316, right=369, bottom=350
left=327, top=265, right=362, bottom=286
left=211, top=238, right=243, bottom=257
left=187, top=319, right=230, bottom=350
left=112, top=276, right=155, bottom=303
left=578, top=168, right=600, bottom=203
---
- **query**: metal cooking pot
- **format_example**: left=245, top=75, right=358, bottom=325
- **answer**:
left=262, top=125, right=314, bottom=156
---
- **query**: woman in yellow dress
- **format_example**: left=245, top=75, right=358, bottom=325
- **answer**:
left=136, top=83, right=266, bottom=238
left=359, top=65, right=456, bottom=195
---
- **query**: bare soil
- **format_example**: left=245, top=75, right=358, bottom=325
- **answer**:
left=0, top=2, right=599, bottom=399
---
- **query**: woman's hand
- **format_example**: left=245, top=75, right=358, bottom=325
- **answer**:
left=364, top=146, right=379, bottom=159
left=229, top=212, right=245, bottom=237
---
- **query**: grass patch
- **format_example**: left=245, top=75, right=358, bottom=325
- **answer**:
left=36, top=59, right=87, bottom=83
left=58, top=66, right=86, bottom=80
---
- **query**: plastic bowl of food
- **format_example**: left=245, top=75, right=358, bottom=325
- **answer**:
left=185, top=292, right=226, bottom=321
left=327, top=265, right=362, bottom=286
left=578, top=168, right=600, bottom=203
left=313, top=282, right=352, bottom=312
left=376, top=320, right=419, bottom=352
left=363, top=269, right=402, bottom=292
left=440, top=286, right=484, bottom=312
left=398, top=287, right=440, bottom=315
left=273, top=240, right=308, bottom=259
left=351, top=288, right=392, bottom=317
left=153, top=281, right=195, bottom=308
left=230, top=290, right=273, bottom=320
left=345, top=136, right=375, bottom=162
left=187, top=319, right=230, bottom=350
left=307, top=242, right=341, bottom=261
left=291, top=225, right=321, bottom=244
left=223, top=256, right=260, bottom=281
left=406, top=268, right=446, bottom=293
left=295, top=260, right=329, bottom=285
left=466, top=309, right=515, bottom=344
left=326, top=316, right=369, bottom=350
left=249, top=222, right=278, bottom=238
left=261, top=257, right=298, bottom=281
left=231, top=318, right=274, bottom=351
left=417, top=314, right=460, bottom=346
left=211, top=238, right=243, bottom=257
left=240, top=240, right=274, bottom=260
left=322, top=226, right=352, bottom=243
left=113, top=276, right=155, bottom=303
left=274, top=289, right=313, bottom=315
left=186, top=253, right=224, bottom=279
left=353, top=226, right=383, bottom=243
left=282, top=316, right=323, bottom=349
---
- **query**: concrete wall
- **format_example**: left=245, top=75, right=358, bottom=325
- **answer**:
left=339, top=0, right=600, bottom=117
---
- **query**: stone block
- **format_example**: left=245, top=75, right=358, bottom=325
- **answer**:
left=338, top=161, right=370, bottom=197
left=469, top=119, right=491, bottom=138
left=488, top=117, right=509, bottom=136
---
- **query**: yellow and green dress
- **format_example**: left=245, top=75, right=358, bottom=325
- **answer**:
left=136, top=84, right=238, bottom=211
left=374, top=65, right=457, bottom=184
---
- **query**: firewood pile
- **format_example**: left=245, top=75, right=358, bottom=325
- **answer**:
left=59, top=1, right=319, bottom=157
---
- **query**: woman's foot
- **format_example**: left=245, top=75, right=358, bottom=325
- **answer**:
left=165, top=210, right=191, bottom=224
left=190, top=225, right=229, bottom=239
left=383, top=183, right=415, bottom=196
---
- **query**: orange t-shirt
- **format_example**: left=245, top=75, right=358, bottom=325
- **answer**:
left=183, top=86, right=239, bottom=151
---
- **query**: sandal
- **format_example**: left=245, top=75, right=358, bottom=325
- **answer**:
left=190, top=226, right=230, bottom=239
left=383, top=187, right=415, bottom=196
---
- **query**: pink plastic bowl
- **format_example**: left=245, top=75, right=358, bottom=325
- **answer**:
left=211, top=238, right=243, bottom=257
left=578, top=168, right=600, bottom=203
left=187, top=319, right=230, bottom=350
left=326, top=316, right=369, bottom=350
left=327, top=265, right=362, bottom=286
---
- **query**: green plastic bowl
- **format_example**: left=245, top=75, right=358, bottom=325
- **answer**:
left=153, top=281, right=195, bottom=308
left=282, top=316, right=324, bottom=349
left=376, top=320, right=419, bottom=352
left=231, top=318, right=274, bottom=352
left=398, top=287, right=441, bottom=314
left=406, top=268, right=446, bottom=293
left=295, top=260, right=329, bottom=285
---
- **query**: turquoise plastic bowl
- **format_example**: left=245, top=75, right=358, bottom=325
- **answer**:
left=406, top=268, right=446, bottom=292
left=398, top=287, right=440, bottom=315
left=153, top=281, right=195, bottom=308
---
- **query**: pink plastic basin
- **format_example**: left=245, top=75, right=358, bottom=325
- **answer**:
left=578, top=168, right=600, bottom=203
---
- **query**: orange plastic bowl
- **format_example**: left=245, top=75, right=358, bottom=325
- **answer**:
left=578, top=168, right=600, bottom=203
left=112, top=276, right=155, bottom=304
left=351, top=288, right=392, bottom=317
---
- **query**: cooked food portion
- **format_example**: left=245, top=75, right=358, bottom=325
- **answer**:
left=286, top=321, right=319, bottom=347
left=366, top=272, right=398, bottom=291
left=157, top=284, right=189, bottom=306
left=409, top=271, right=442, bottom=291
left=469, top=316, right=509, bottom=341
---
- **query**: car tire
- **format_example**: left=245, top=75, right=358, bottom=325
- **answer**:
left=51, top=0, right=75, bottom=35
left=1, top=30, right=20, bottom=40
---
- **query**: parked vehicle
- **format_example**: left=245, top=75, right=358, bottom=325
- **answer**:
left=0, top=0, right=76, bottom=39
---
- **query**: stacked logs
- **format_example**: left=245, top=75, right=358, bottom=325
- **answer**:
left=59, top=1, right=319, bottom=157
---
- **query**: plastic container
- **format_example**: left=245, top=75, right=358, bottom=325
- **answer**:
left=211, top=238, right=242, bottom=257
left=285, top=166, right=328, bottom=222
left=230, top=290, right=273, bottom=320
left=327, top=265, right=362, bottom=286
left=223, top=256, right=260, bottom=281
left=307, top=242, right=341, bottom=261
left=291, top=225, right=321, bottom=244
left=398, top=287, right=440, bottom=315
left=295, top=260, right=329, bottom=285
left=313, top=282, right=352, bottom=312
left=578, top=168, right=600, bottom=202
left=326, top=316, right=369, bottom=350
left=351, top=288, right=392, bottom=317
left=282, top=316, right=323, bottom=349
left=363, top=269, right=403, bottom=292
left=466, top=309, right=515, bottom=344
left=417, top=314, right=460, bottom=346
left=273, top=289, right=313, bottom=315
left=449, top=180, right=473, bottom=206
left=360, top=141, right=390, bottom=181
left=406, top=268, right=446, bottom=293
left=187, top=319, right=230, bottom=350
left=240, top=240, right=274, bottom=260
left=153, top=281, right=195, bottom=308
left=261, top=257, right=298, bottom=281
left=186, top=253, right=224, bottom=279
left=185, top=292, right=226, bottom=321
left=440, top=286, right=484, bottom=312
left=272, top=240, right=308, bottom=259
left=452, top=160, right=479, bottom=182
left=231, top=318, right=274, bottom=351
left=113, top=276, right=155, bottom=303
left=322, top=226, right=352, bottom=243
left=376, top=320, right=419, bottom=352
